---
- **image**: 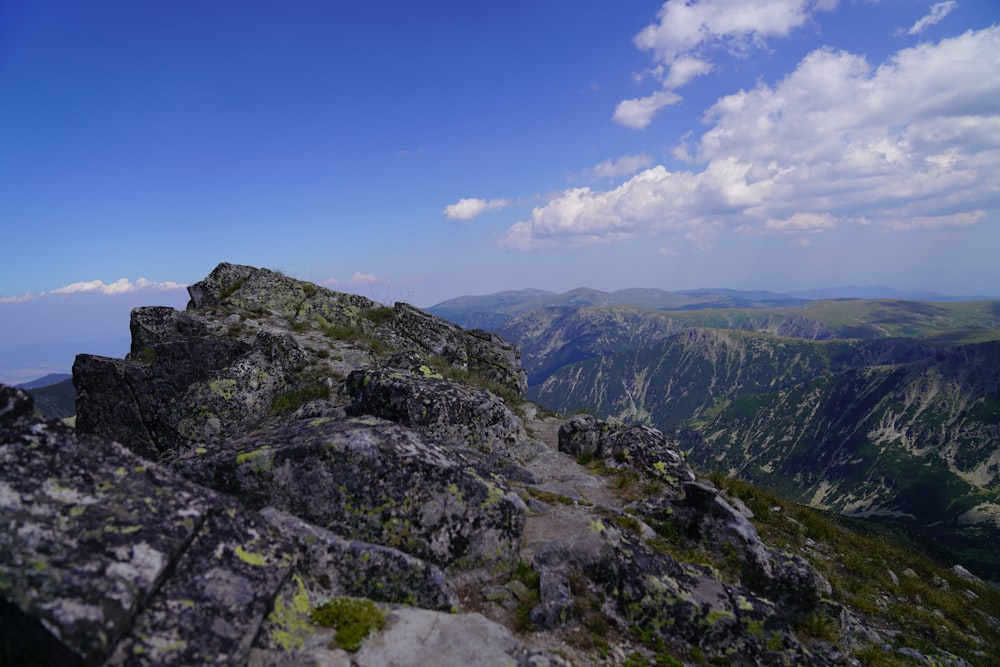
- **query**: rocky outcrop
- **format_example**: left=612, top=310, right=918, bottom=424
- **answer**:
left=547, top=415, right=832, bottom=661
left=75, top=262, right=527, bottom=464
left=0, top=385, right=463, bottom=667
left=178, top=416, right=526, bottom=571
left=346, top=368, right=542, bottom=477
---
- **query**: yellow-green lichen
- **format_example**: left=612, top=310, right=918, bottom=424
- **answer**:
left=235, top=545, right=269, bottom=566
left=267, top=575, right=314, bottom=652
left=209, top=378, right=238, bottom=401
left=235, top=447, right=274, bottom=472
left=418, top=365, right=444, bottom=379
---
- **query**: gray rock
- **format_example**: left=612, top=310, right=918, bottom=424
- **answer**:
left=346, top=368, right=540, bottom=474
left=177, top=416, right=526, bottom=571
left=352, top=607, right=569, bottom=667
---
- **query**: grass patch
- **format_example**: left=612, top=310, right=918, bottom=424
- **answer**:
left=271, top=382, right=331, bottom=413
left=361, top=305, right=396, bottom=326
left=424, top=355, right=525, bottom=409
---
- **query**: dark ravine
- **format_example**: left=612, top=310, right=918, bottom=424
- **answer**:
left=2, top=263, right=998, bottom=666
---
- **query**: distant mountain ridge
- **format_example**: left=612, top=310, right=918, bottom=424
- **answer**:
left=430, top=286, right=1000, bottom=580
left=428, top=285, right=997, bottom=329
left=15, top=373, right=72, bottom=390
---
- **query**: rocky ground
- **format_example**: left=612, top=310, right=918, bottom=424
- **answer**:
left=3, top=262, right=997, bottom=667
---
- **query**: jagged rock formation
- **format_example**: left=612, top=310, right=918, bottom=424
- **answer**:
left=4, top=263, right=998, bottom=666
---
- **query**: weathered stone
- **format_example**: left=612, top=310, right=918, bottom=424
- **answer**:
left=352, top=607, right=570, bottom=667
left=346, top=368, right=541, bottom=474
left=531, top=517, right=828, bottom=665
left=558, top=415, right=695, bottom=492
left=76, top=263, right=529, bottom=466
left=0, top=386, right=221, bottom=665
left=105, top=506, right=294, bottom=666
left=557, top=413, right=601, bottom=458
left=177, top=416, right=526, bottom=571
left=258, top=507, right=457, bottom=612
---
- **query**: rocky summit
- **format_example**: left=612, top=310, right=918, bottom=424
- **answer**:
left=2, top=263, right=997, bottom=666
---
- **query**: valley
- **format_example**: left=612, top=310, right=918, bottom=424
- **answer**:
left=430, top=287, right=1000, bottom=580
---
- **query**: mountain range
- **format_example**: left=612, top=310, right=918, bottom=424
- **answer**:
left=428, top=286, right=1000, bottom=580
left=4, top=266, right=999, bottom=666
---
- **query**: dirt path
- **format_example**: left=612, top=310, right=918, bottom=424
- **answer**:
left=518, top=415, right=622, bottom=563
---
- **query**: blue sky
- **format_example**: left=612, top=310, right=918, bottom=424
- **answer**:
left=1, top=0, right=999, bottom=380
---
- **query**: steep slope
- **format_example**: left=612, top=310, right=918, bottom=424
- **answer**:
left=697, top=340, right=1000, bottom=578
left=529, top=329, right=934, bottom=429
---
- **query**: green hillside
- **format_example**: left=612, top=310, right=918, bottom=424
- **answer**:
left=528, top=329, right=934, bottom=428
left=697, top=340, right=1000, bottom=578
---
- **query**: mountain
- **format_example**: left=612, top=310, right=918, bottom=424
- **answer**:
left=24, top=377, right=76, bottom=420
left=528, top=329, right=934, bottom=433
left=428, top=286, right=808, bottom=331
left=436, top=288, right=1000, bottom=582
left=696, top=340, right=1000, bottom=578
left=6, top=262, right=996, bottom=666
left=788, top=285, right=998, bottom=301
left=15, top=373, right=72, bottom=390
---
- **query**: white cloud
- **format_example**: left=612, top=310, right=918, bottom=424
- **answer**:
left=503, top=27, right=1000, bottom=251
left=349, top=272, right=378, bottom=284
left=443, top=197, right=512, bottom=220
left=612, top=90, right=681, bottom=129
left=615, top=0, right=837, bottom=128
left=589, top=153, right=655, bottom=180
left=0, top=293, right=33, bottom=304
left=1, top=278, right=186, bottom=304
left=907, top=1, right=958, bottom=36
left=50, top=278, right=185, bottom=296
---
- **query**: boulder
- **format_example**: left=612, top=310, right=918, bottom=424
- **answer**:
left=558, top=414, right=695, bottom=491
left=177, top=416, right=526, bottom=571
left=0, top=385, right=470, bottom=666
left=529, top=516, right=829, bottom=665
left=346, top=368, right=541, bottom=475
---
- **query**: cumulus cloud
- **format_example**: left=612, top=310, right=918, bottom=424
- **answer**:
left=906, top=1, right=958, bottom=36
left=503, top=26, right=1000, bottom=251
left=349, top=272, right=378, bottom=284
left=51, top=278, right=185, bottom=296
left=612, top=90, right=682, bottom=129
left=443, top=197, right=512, bottom=220
left=1, top=278, right=186, bottom=304
left=589, top=153, right=655, bottom=180
left=614, top=0, right=837, bottom=128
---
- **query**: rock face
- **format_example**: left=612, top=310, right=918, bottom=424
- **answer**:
left=0, top=385, right=459, bottom=667
left=6, top=263, right=994, bottom=666
left=178, top=416, right=526, bottom=571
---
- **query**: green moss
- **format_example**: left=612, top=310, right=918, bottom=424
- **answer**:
left=310, top=596, right=386, bottom=652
